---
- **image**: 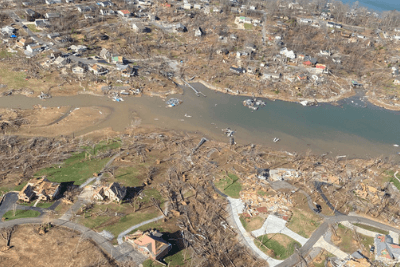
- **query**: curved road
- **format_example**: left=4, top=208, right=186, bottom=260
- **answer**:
left=212, top=180, right=400, bottom=267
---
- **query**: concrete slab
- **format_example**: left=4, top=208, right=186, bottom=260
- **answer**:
left=252, top=215, right=309, bottom=246
left=313, top=236, right=349, bottom=259
left=227, top=197, right=283, bottom=267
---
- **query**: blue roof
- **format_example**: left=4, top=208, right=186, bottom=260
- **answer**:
left=10, top=35, right=17, bottom=38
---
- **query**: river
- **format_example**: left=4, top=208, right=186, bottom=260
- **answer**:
left=343, top=0, right=399, bottom=11
left=1, top=84, right=400, bottom=159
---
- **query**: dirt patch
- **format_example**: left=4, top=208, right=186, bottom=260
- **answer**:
left=331, top=224, right=359, bottom=254
left=14, top=106, right=111, bottom=137
left=0, top=225, right=115, bottom=267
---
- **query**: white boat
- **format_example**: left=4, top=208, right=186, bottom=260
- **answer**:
left=299, top=100, right=308, bottom=106
left=394, top=144, right=399, bottom=147
left=273, top=137, right=280, bottom=143
left=184, top=114, right=192, bottom=118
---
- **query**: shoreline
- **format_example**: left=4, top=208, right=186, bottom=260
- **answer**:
left=190, top=78, right=356, bottom=105
left=3, top=76, right=400, bottom=113
left=365, top=91, right=400, bottom=111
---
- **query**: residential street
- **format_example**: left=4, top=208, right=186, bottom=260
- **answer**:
left=212, top=180, right=400, bottom=267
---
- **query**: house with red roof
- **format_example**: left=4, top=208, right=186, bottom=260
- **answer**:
left=125, top=230, right=171, bottom=260
left=117, top=10, right=131, bottom=17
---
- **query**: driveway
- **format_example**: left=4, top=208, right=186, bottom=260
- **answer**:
left=0, top=192, right=18, bottom=218
left=252, top=215, right=309, bottom=246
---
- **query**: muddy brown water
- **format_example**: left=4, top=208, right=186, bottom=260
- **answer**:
left=1, top=83, right=400, bottom=159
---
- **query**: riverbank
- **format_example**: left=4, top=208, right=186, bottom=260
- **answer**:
left=190, top=78, right=356, bottom=105
left=366, top=91, right=400, bottom=111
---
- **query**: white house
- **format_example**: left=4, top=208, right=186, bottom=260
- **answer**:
left=26, top=44, right=42, bottom=53
left=46, top=0, right=62, bottom=4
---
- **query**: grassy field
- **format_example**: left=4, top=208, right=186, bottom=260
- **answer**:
left=353, top=223, right=389, bottom=235
left=383, top=170, right=400, bottom=191
left=3, top=210, right=40, bottom=221
left=27, top=24, right=41, bottom=32
left=81, top=140, right=121, bottom=155
left=215, top=173, right=242, bottom=198
left=0, top=50, right=14, bottom=59
left=311, top=250, right=335, bottom=267
left=102, top=210, right=160, bottom=237
left=287, top=208, right=321, bottom=238
left=79, top=200, right=163, bottom=239
left=0, top=182, right=28, bottom=195
left=239, top=215, right=264, bottom=232
left=19, top=201, right=54, bottom=209
left=114, top=166, right=142, bottom=187
left=255, top=234, right=301, bottom=260
left=165, top=249, right=190, bottom=266
left=244, top=23, right=253, bottom=30
left=34, top=151, right=110, bottom=185
left=143, top=259, right=164, bottom=267
left=332, top=224, right=359, bottom=253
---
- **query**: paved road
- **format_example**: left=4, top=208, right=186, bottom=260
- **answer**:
left=0, top=192, right=18, bottom=218
left=212, top=180, right=400, bottom=267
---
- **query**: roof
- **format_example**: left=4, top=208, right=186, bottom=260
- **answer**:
left=19, top=184, right=35, bottom=199
left=34, top=177, right=60, bottom=196
left=108, top=182, right=126, bottom=200
left=375, top=234, right=400, bottom=260
left=134, top=231, right=170, bottom=258
left=119, top=10, right=130, bottom=14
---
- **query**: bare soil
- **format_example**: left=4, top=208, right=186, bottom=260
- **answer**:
left=1, top=106, right=111, bottom=137
left=0, top=225, right=116, bottom=267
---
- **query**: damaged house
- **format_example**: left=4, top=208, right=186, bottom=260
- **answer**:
left=18, top=177, right=61, bottom=202
left=93, top=182, right=127, bottom=202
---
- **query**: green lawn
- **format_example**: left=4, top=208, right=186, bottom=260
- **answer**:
left=383, top=170, right=400, bottom=190
left=0, top=182, right=28, bottom=195
left=143, top=259, right=164, bottom=267
left=3, top=209, right=40, bottom=221
left=335, top=224, right=359, bottom=253
left=19, top=201, right=54, bottom=209
left=244, top=23, right=253, bottom=30
left=240, top=215, right=265, bottom=232
left=34, top=152, right=110, bottom=185
left=115, top=166, right=142, bottom=187
left=0, top=66, right=28, bottom=89
left=27, top=24, right=41, bottom=32
left=0, top=50, right=14, bottom=59
left=102, top=210, right=160, bottom=237
left=81, top=140, right=121, bottom=155
left=286, top=208, right=321, bottom=238
left=353, top=223, right=389, bottom=235
left=139, top=188, right=164, bottom=205
left=255, top=234, right=301, bottom=260
left=165, top=249, right=190, bottom=266
left=215, top=173, right=242, bottom=198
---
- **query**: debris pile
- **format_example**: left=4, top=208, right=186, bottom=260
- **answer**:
left=240, top=179, right=293, bottom=217
left=269, top=168, right=301, bottom=181
left=166, top=98, right=182, bottom=107
left=243, top=98, right=266, bottom=111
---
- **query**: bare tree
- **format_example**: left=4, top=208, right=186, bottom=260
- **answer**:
left=1, top=226, right=16, bottom=247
